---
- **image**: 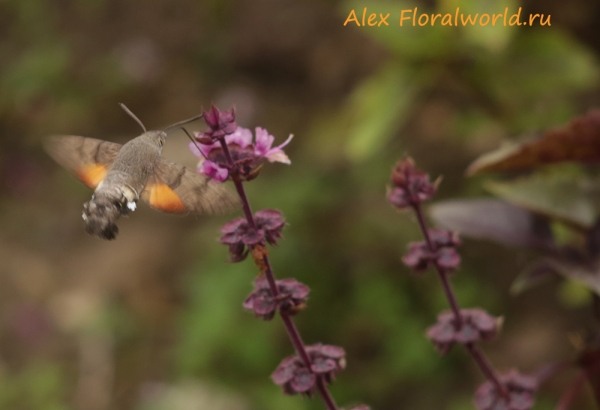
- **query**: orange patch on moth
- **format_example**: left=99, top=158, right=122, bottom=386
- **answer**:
left=148, top=183, right=187, bottom=213
left=77, top=164, right=107, bottom=188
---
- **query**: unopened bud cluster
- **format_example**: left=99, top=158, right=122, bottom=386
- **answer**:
left=388, top=157, right=538, bottom=410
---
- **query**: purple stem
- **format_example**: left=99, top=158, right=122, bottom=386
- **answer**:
left=219, top=141, right=256, bottom=229
left=219, top=139, right=339, bottom=410
left=467, top=344, right=507, bottom=394
left=412, top=201, right=509, bottom=399
left=413, top=203, right=463, bottom=326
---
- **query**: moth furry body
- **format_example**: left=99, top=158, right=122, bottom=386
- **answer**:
left=46, top=131, right=238, bottom=240
left=82, top=131, right=163, bottom=239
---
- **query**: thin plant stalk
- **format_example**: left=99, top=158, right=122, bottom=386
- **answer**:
left=219, top=138, right=340, bottom=410
left=412, top=202, right=509, bottom=398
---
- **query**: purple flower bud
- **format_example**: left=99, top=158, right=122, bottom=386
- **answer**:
left=220, top=209, right=286, bottom=262
left=402, top=230, right=461, bottom=274
left=198, top=105, right=238, bottom=141
left=426, top=309, right=499, bottom=355
left=436, top=248, right=461, bottom=270
left=387, top=157, right=437, bottom=209
left=428, top=229, right=461, bottom=248
left=402, top=242, right=434, bottom=272
left=271, top=344, right=346, bottom=396
left=243, top=277, right=310, bottom=320
left=255, top=209, right=286, bottom=245
left=346, top=406, right=371, bottom=410
left=474, top=370, right=537, bottom=410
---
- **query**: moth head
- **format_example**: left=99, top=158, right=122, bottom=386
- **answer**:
left=143, top=130, right=167, bottom=147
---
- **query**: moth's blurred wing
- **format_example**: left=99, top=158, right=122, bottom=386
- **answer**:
left=45, top=136, right=122, bottom=189
left=142, top=158, right=239, bottom=214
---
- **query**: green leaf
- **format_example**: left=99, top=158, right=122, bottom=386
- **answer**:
left=485, top=173, right=600, bottom=229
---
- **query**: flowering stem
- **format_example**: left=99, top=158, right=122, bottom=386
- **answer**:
left=413, top=203, right=463, bottom=326
left=219, top=141, right=256, bottom=228
left=261, top=255, right=311, bottom=364
left=467, top=344, right=508, bottom=396
left=435, top=264, right=462, bottom=324
left=232, top=173, right=257, bottom=228
left=316, top=377, right=339, bottom=410
left=219, top=138, right=339, bottom=410
left=411, top=201, right=509, bottom=399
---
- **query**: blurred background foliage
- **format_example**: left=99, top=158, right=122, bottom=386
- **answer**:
left=0, top=0, right=599, bottom=409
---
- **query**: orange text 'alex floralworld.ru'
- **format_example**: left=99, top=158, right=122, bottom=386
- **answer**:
left=344, top=7, right=551, bottom=27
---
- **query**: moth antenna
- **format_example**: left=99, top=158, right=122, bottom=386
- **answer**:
left=182, top=127, right=208, bottom=160
left=119, top=103, right=147, bottom=132
left=164, top=113, right=204, bottom=134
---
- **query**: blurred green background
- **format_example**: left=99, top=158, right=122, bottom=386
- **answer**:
left=0, top=0, right=599, bottom=409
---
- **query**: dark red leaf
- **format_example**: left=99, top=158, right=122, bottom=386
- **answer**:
left=467, top=109, right=600, bottom=174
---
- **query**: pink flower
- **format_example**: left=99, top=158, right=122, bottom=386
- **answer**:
left=189, top=127, right=293, bottom=182
left=254, top=127, right=293, bottom=164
